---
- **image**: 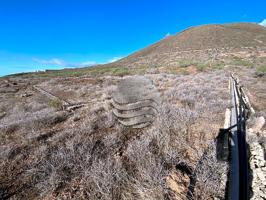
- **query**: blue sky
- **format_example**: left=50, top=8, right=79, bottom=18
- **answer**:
left=0, top=0, right=265, bottom=76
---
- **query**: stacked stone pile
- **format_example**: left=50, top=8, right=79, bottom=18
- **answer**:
left=111, top=77, right=160, bottom=128
left=248, top=116, right=266, bottom=200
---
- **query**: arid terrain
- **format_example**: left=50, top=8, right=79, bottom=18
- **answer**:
left=0, top=23, right=266, bottom=199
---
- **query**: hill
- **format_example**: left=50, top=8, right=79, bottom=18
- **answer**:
left=4, top=23, right=266, bottom=78
left=107, top=23, right=266, bottom=69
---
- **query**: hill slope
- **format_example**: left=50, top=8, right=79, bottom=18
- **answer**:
left=109, top=23, right=266, bottom=68
left=6, top=23, right=266, bottom=78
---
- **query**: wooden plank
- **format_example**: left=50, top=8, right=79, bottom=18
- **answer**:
left=33, top=85, right=70, bottom=105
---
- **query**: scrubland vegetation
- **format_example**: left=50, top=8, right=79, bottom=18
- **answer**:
left=0, top=69, right=235, bottom=199
left=2, top=58, right=266, bottom=200
left=1, top=50, right=266, bottom=200
left=255, top=64, right=266, bottom=76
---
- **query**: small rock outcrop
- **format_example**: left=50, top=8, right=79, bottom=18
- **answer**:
left=249, top=141, right=266, bottom=200
left=248, top=116, right=266, bottom=200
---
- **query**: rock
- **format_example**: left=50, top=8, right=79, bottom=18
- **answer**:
left=254, top=155, right=264, bottom=161
left=249, top=141, right=266, bottom=200
left=0, top=112, right=6, bottom=120
left=262, top=130, right=266, bottom=136
left=256, top=171, right=265, bottom=181
left=73, top=116, right=81, bottom=122
left=251, top=116, right=265, bottom=133
left=20, top=93, right=32, bottom=98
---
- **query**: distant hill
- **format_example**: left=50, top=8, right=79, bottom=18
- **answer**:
left=108, top=23, right=266, bottom=68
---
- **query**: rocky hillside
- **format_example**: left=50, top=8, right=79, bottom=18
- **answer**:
left=109, top=23, right=266, bottom=68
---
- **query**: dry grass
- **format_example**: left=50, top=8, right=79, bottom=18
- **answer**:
left=1, top=69, right=261, bottom=199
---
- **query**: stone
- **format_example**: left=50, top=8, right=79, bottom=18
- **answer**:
left=261, top=167, right=266, bottom=172
left=249, top=141, right=266, bottom=200
left=251, top=116, right=265, bottom=133
left=0, top=112, right=6, bottom=120
left=256, top=171, right=265, bottom=181
left=20, top=93, right=32, bottom=98
left=112, top=77, right=160, bottom=128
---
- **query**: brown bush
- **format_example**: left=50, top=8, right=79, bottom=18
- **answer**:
left=0, top=72, right=232, bottom=199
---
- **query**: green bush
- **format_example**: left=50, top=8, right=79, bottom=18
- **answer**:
left=48, top=99, right=63, bottom=110
left=111, top=67, right=129, bottom=76
left=178, top=60, right=196, bottom=68
left=133, top=67, right=147, bottom=75
left=197, top=63, right=209, bottom=71
left=231, top=57, right=252, bottom=67
left=256, top=65, right=266, bottom=76
left=210, top=60, right=225, bottom=70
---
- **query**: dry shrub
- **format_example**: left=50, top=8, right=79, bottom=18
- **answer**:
left=0, top=109, right=68, bottom=137
left=192, top=141, right=228, bottom=199
left=27, top=134, right=95, bottom=198
left=1, top=72, right=231, bottom=199
left=82, top=156, right=125, bottom=200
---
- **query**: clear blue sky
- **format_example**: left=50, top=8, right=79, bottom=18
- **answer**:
left=0, top=0, right=265, bottom=76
